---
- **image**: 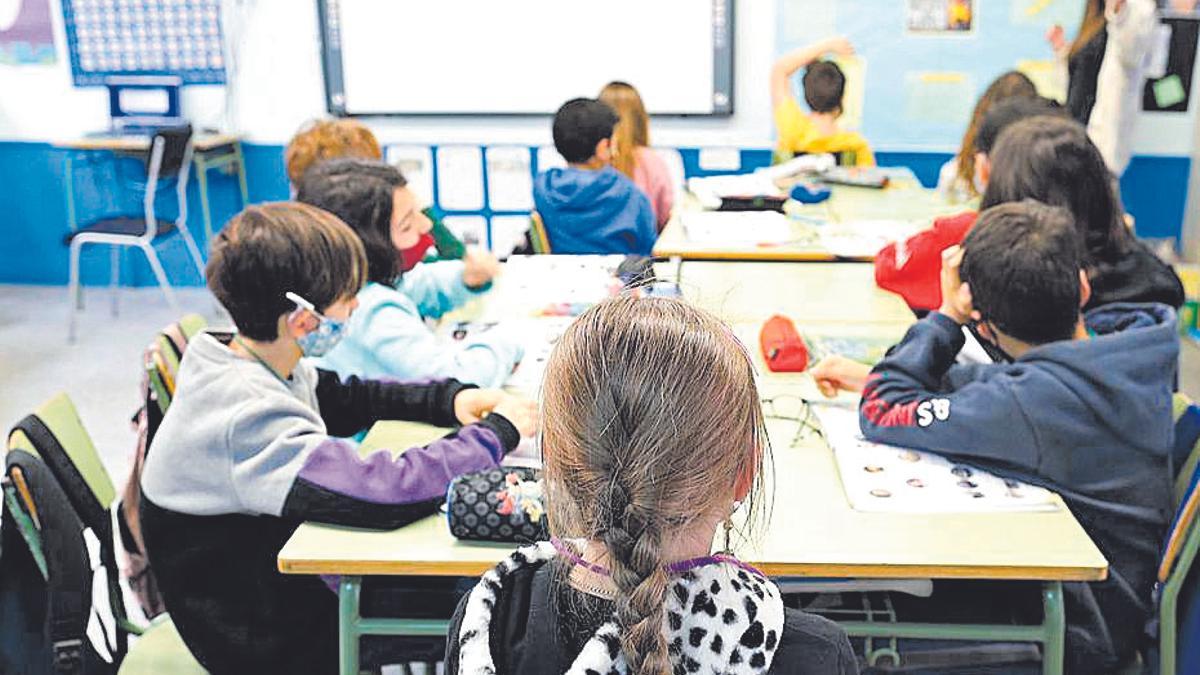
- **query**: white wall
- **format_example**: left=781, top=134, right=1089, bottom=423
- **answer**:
left=0, top=0, right=1190, bottom=156
left=0, top=0, right=778, bottom=148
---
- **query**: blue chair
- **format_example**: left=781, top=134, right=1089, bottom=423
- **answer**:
left=1154, top=395, right=1200, bottom=674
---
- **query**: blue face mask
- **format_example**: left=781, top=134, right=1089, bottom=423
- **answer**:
left=286, top=291, right=349, bottom=358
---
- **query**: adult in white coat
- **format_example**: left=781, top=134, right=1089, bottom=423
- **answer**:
left=1088, top=0, right=1161, bottom=175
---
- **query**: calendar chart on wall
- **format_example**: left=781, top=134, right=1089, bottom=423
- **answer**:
left=61, top=0, right=226, bottom=86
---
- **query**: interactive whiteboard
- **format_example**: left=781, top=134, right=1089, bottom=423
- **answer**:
left=318, top=0, right=734, bottom=116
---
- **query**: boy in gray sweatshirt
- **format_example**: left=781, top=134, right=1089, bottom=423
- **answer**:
left=139, top=202, right=535, bottom=674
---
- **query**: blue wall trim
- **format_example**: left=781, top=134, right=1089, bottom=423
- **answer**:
left=0, top=141, right=1189, bottom=287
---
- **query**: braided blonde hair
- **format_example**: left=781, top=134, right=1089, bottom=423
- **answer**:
left=542, top=295, right=768, bottom=674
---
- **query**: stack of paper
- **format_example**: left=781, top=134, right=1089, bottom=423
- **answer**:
left=811, top=404, right=1059, bottom=514
left=681, top=211, right=794, bottom=247
left=687, top=174, right=784, bottom=208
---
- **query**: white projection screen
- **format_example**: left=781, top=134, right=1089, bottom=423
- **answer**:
left=318, top=0, right=734, bottom=116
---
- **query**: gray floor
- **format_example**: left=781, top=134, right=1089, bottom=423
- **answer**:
left=1, top=284, right=229, bottom=483
left=3, top=282, right=1200, bottom=490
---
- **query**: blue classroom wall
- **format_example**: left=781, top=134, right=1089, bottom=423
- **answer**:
left=0, top=141, right=1188, bottom=287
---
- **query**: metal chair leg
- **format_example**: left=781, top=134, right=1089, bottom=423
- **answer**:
left=176, top=218, right=206, bottom=283
left=139, top=243, right=179, bottom=312
left=67, top=238, right=83, bottom=343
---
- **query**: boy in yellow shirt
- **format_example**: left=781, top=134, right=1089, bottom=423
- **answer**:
left=770, top=36, right=875, bottom=166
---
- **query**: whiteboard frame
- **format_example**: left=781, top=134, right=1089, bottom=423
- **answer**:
left=316, top=0, right=735, bottom=117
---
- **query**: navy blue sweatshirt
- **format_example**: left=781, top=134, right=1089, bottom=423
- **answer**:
left=532, top=166, right=657, bottom=255
left=859, top=303, right=1178, bottom=674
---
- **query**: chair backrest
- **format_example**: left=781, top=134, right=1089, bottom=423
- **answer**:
left=4, top=395, right=131, bottom=671
left=146, top=125, right=193, bottom=179
left=13, top=394, right=116, bottom=533
left=120, top=315, right=207, bottom=620
left=529, top=211, right=552, bottom=254
left=1174, top=394, right=1200, bottom=507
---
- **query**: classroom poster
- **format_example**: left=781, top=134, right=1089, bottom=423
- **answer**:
left=907, top=0, right=974, bottom=33
left=0, top=0, right=57, bottom=65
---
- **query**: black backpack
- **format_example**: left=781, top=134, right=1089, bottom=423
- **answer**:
left=1, top=407, right=133, bottom=674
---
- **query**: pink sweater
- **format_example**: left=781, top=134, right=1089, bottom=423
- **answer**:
left=632, top=146, right=675, bottom=231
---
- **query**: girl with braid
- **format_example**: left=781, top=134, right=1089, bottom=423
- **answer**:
left=445, top=295, right=857, bottom=675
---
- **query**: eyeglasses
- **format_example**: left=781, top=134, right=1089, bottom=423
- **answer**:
left=761, top=394, right=823, bottom=446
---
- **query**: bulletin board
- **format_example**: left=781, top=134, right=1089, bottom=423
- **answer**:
left=776, top=0, right=1084, bottom=151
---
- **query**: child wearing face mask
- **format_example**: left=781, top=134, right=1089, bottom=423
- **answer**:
left=297, top=159, right=523, bottom=388
left=139, top=202, right=538, bottom=674
left=814, top=200, right=1177, bottom=674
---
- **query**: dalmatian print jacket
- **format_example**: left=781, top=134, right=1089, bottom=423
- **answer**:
left=452, top=541, right=788, bottom=675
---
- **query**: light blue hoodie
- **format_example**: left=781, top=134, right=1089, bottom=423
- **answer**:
left=311, top=261, right=523, bottom=388
left=533, top=166, right=656, bottom=255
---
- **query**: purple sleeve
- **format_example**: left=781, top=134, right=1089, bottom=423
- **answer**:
left=280, top=417, right=515, bottom=529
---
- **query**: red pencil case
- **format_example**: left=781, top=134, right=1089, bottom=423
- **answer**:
left=759, top=314, right=810, bottom=372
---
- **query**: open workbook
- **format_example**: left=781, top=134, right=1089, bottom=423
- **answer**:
left=811, top=403, right=1059, bottom=514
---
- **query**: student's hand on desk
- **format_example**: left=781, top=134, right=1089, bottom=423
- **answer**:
left=490, top=395, right=538, bottom=438
left=810, top=356, right=871, bottom=398
left=462, top=248, right=500, bottom=289
left=938, top=245, right=975, bottom=325
left=454, top=389, right=539, bottom=436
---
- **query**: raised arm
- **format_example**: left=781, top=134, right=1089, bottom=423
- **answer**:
left=770, top=36, right=855, bottom=107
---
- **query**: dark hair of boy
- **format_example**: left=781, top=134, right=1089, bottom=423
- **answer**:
left=552, top=98, right=619, bottom=164
left=974, top=96, right=1067, bottom=155
left=802, top=60, right=846, bottom=114
left=295, top=158, right=407, bottom=287
left=961, top=200, right=1082, bottom=345
left=206, top=202, right=367, bottom=341
left=980, top=115, right=1131, bottom=268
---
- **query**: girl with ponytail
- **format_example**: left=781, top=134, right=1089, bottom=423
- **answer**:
left=446, top=295, right=857, bottom=675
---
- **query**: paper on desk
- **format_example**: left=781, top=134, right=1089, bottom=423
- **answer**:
left=811, top=403, right=1058, bottom=514
left=687, top=173, right=784, bottom=208
left=820, top=219, right=921, bottom=258
left=681, top=211, right=793, bottom=246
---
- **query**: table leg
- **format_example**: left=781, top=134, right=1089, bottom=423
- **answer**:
left=64, top=153, right=78, bottom=232
left=1041, top=581, right=1065, bottom=675
left=194, top=155, right=215, bottom=245
left=339, top=576, right=362, bottom=675
left=233, top=141, right=249, bottom=207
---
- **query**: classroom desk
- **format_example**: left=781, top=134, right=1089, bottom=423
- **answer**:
left=278, top=414, right=1107, bottom=675
left=54, top=133, right=249, bottom=245
left=669, top=260, right=915, bottom=325
left=653, top=176, right=965, bottom=262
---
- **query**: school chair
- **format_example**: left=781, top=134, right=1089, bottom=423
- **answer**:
left=118, top=314, right=209, bottom=621
left=1, top=393, right=204, bottom=673
left=1155, top=395, right=1200, bottom=674
left=65, top=125, right=206, bottom=343
left=117, top=616, right=206, bottom=675
left=2, top=393, right=133, bottom=670
left=529, top=211, right=552, bottom=254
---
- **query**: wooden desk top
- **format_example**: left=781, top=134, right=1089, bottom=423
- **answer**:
left=277, top=414, right=1108, bottom=581
left=653, top=179, right=963, bottom=262
left=669, top=260, right=915, bottom=325
left=277, top=257, right=1105, bottom=583
left=53, top=133, right=241, bottom=152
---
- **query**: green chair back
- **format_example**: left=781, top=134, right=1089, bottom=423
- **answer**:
left=530, top=211, right=552, bottom=254
left=118, top=616, right=207, bottom=675
left=31, top=392, right=115, bottom=512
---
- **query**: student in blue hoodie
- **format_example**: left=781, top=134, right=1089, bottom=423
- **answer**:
left=533, top=98, right=657, bottom=255
left=812, top=200, right=1178, bottom=674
